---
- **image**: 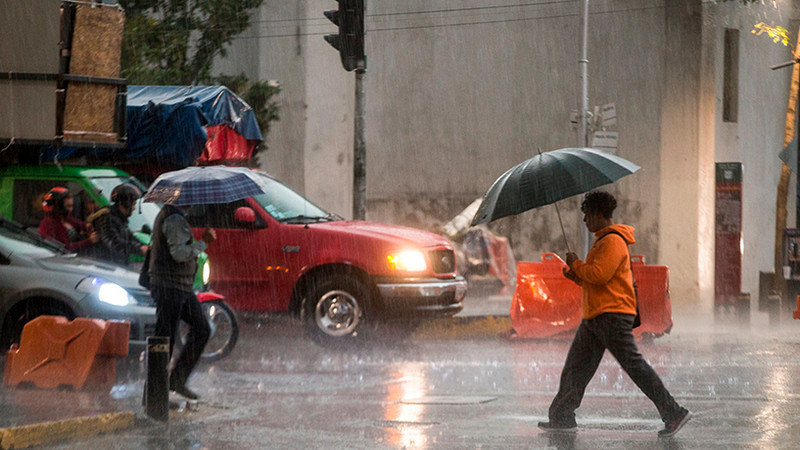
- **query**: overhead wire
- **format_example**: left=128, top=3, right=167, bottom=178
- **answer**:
left=121, top=1, right=666, bottom=41
left=227, top=3, right=668, bottom=41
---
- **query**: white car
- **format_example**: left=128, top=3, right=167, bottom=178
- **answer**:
left=0, top=215, right=156, bottom=352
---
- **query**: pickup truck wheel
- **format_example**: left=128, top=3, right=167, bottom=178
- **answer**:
left=304, top=275, right=370, bottom=344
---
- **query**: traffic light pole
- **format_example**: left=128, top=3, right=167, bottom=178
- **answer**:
left=353, top=68, right=366, bottom=220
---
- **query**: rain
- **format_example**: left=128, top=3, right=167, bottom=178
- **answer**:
left=2, top=0, right=800, bottom=448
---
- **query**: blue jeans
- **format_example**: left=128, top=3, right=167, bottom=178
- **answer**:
left=548, top=313, right=685, bottom=426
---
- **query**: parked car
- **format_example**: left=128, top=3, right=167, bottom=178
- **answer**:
left=184, top=169, right=467, bottom=345
left=0, top=215, right=156, bottom=352
left=0, top=165, right=210, bottom=288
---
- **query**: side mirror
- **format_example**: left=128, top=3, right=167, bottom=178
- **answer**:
left=234, top=207, right=257, bottom=225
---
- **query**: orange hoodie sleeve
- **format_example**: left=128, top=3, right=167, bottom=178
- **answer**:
left=570, top=235, right=626, bottom=284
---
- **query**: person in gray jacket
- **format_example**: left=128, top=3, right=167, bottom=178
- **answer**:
left=148, top=203, right=216, bottom=400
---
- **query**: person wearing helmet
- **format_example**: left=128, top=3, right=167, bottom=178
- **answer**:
left=38, top=186, right=99, bottom=252
left=89, top=183, right=148, bottom=266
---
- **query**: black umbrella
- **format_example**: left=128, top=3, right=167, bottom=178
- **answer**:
left=471, top=147, right=641, bottom=250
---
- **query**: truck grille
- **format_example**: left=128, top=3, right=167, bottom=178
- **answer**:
left=429, top=249, right=455, bottom=274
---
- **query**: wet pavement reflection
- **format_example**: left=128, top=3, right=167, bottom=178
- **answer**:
left=4, top=314, right=800, bottom=449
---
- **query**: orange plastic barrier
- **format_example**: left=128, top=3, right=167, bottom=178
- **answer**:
left=510, top=253, right=582, bottom=338
left=630, top=255, right=673, bottom=337
left=510, top=254, right=673, bottom=339
left=3, top=316, right=130, bottom=390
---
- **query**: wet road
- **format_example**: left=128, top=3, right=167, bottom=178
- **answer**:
left=40, top=315, right=800, bottom=449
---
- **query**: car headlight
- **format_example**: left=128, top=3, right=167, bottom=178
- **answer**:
left=76, top=277, right=136, bottom=307
left=202, top=260, right=211, bottom=285
left=387, top=250, right=427, bottom=272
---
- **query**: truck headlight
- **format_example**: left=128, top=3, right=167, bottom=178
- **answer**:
left=202, top=260, right=211, bottom=285
left=387, top=250, right=427, bottom=272
left=76, top=277, right=135, bottom=306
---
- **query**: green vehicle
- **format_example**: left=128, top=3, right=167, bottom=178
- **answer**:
left=0, top=165, right=209, bottom=289
left=0, top=165, right=239, bottom=361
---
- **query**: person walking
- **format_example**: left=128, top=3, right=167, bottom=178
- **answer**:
left=538, top=191, right=691, bottom=437
left=148, top=203, right=215, bottom=400
left=38, top=186, right=99, bottom=253
left=89, top=183, right=148, bottom=266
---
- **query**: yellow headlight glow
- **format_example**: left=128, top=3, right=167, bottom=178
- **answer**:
left=203, top=261, right=211, bottom=284
left=387, top=250, right=427, bottom=272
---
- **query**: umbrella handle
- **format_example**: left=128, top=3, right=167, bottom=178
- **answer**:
left=554, top=202, right=571, bottom=253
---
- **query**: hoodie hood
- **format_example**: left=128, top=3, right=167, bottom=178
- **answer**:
left=595, top=224, right=635, bottom=245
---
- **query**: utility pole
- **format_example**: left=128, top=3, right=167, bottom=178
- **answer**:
left=578, top=0, right=590, bottom=148
left=579, top=0, right=591, bottom=255
left=353, top=68, right=366, bottom=220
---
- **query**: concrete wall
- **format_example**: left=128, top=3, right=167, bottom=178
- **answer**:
left=214, top=0, right=796, bottom=316
left=700, top=1, right=795, bottom=315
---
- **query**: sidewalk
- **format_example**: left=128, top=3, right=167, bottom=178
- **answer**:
left=0, top=293, right=513, bottom=448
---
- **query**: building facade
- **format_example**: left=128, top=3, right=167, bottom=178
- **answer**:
left=214, top=0, right=797, bottom=319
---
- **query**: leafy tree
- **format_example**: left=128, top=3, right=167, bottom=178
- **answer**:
left=119, top=0, right=279, bottom=158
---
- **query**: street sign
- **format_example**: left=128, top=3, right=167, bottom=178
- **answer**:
left=591, top=131, right=618, bottom=152
left=600, top=103, right=616, bottom=127
left=569, top=109, right=579, bottom=130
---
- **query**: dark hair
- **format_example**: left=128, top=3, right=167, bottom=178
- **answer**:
left=580, top=191, right=617, bottom=219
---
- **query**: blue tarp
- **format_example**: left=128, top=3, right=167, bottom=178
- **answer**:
left=42, top=85, right=262, bottom=168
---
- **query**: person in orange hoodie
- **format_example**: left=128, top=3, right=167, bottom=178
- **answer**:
left=538, top=191, right=691, bottom=437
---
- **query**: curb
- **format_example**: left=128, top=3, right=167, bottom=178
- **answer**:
left=0, top=411, right=134, bottom=449
left=412, top=315, right=513, bottom=339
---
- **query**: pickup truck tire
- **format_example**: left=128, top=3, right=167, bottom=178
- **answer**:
left=304, top=275, right=371, bottom=345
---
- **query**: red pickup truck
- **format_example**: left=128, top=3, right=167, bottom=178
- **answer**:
left=185, top=170, right=467, bottom=345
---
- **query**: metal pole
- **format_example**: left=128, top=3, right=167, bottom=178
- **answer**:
left=144, top=336, right=169, bottom=422
left=353, top=68, right=367, bottom=220
left=578, top=0, right=589, bottom=148
left=579, top=0, right=592, bottom=256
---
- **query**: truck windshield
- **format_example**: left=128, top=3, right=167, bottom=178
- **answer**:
left=250, top=172, right=329, bottom=221
left=89, top=176, right=161, bottom=233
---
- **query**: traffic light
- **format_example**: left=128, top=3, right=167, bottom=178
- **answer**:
left=324, top=0, right=365, bottom=72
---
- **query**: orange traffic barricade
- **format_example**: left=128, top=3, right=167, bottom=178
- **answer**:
left=510, top=253, right=582, bottom=339
left=4, top=316, right=130, bottom=390
left=510, top=253, right=673, bottom=339
left=630, top=255, right=673, bottom=338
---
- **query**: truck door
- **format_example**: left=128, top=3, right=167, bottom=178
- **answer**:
left=186, top=198, right=282, bottom=311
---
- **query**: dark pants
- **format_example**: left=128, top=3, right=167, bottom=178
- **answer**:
left=152, top=285, right=210, bottom=388
left=548, top=313, right=685, bottom=426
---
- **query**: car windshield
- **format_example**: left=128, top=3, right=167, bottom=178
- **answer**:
left=250, top=172, right=331, bottom=222
left=0, top=224, right=61, bottom=258
left=89, top=176, right=162, bottom=233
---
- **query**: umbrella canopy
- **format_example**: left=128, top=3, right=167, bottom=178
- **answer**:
left=471, top=148, right=641, bottom=226
left=142, top=166, right=268, bottom=206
